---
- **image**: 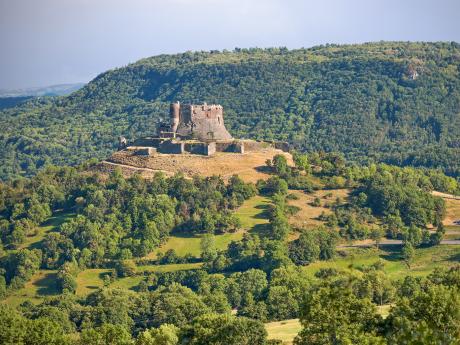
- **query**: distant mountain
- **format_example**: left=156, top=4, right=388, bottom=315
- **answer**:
left=0, top=82, right=85, bottom=97
left=0, top=42, right=459, bottom=180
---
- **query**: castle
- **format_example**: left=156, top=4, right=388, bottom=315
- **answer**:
left=159, top=102, right=233, bottom=141
left=123, top=102, right=244, bottom=156
left=117, top=101, right=289, bottom=158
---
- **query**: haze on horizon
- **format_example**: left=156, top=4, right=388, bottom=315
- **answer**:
left=0, top=0, right=459, bottom=89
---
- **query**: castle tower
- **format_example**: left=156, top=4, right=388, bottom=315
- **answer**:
left=170, top=102, right=180, bottom=132
left=169, top=102, right=233, bottom=141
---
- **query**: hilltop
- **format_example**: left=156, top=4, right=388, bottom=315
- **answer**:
left=94, top=145, right=292, bottom=183
left=0, top=41, right=459, bottom=180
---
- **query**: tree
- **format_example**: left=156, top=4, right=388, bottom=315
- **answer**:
left=272, top=154, right=289, bottom=176
left=370, top=227, right=384, bottom=249
left=182, top=313, right=267, bottom=345
left=200, top=234, right=218, bottom=264
left=135, top=324, right=179, bottom=345
left=267, top=285, right=299, bottom=320
left=430, top=223, right=445, bottom=246
left=289, top=231, right=321, bottom=265
left=80, top=324, right=133, bottom=345
left=402, top=242, right=415, bottom=268
left=292, top=152, right=310, bottom=173
left=116, top=260, right=137, bottom=277
left=294, top=286, right=385, bottom=345
left=386, top=284, right=460, bottom=344
left=151, top=284, right=210, bottom=327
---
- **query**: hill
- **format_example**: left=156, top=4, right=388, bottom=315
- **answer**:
left=0, top=83, right=85, bottom=97
left=0, top=42, right=459, bottom=180
left=95, top=145, right=292, bottom=183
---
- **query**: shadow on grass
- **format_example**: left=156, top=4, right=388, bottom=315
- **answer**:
left=448, top=252, right=460, bottom=263
left=253, top=203, right=271, bottom=220
left=379, top=244, right=403, bottom=262
left=35, top=273, right=59, bottom=296
left=249, top=223, right=271, bottom=238
left=254, top=165, right=273, bottom=174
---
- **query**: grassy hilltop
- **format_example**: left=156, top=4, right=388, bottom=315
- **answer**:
left=0, top=41, right=459, bottom=180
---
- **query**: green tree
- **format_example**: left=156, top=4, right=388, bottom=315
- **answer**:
left=294, top=286, right=384, bottom=345
left=182, top=313, right=267, bottom=345
left=80, top=324, right=133, bottom=345
left=386, top=284, right=460, bottom=344
left=402, top=242, right=415, bottom=268
left=135, top=324, right=179, bottom=345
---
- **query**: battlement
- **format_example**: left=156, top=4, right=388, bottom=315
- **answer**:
left=167, top=102, right=233, bottom=141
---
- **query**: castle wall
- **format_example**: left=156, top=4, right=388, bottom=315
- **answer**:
left=134, top=147, right=156, bottom=156
left=174, top=103, right=233, bottom=141
left=133, top=137, right=165, bottom=148
left=159, top=140, right=185, bottom=154
left=204, top=142, right=216, bottom=156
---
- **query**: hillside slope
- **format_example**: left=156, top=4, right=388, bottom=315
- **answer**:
left=0, top=42, right=459, bottom=180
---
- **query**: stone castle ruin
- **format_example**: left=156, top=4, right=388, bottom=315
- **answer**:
left=166, top=102, right=233, bottom=141
left=118, top=101, right=289, bottom=157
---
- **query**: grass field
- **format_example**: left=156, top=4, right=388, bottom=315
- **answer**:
left=74, top=263, right=203, bottom=295
left=287, top=189, right=350, bottom=229
left=144, top=195, right=271, bottom=259
left=303, top=245, right=460, bottom=279
left=145, top=232, right=247, bottom=259
left=265, top=319, right=302, bottom=344
left=20, top=211, right=74, bottom=249
left=265, top=306, right=392, bottom=344
left=137, top=262, right=202, bottom=273
left=444, top=226, right=460, bottom=240
left=4, top=270, right=59, bottom=307
left=75, top=268, right=111, bottom=296
left=442, top=197, right=460, bottom=227
left=235, top=195, right=271, bottom=230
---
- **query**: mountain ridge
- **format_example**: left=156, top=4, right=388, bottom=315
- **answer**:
left=0, top=41, right=459, bottom=180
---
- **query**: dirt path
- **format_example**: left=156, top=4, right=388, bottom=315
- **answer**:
left=432, top=191, right=460, bottom=200
left=102, top=160, right=165, bottom=173
left=339, top=238, right=460, bottom=249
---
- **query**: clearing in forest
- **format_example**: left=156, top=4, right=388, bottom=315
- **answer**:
left=143, top=195, right=271, bottom=259
left=265, top=319, right=301, bottom=344
left=287, top=189, right=350, bottom=229
left=302, top=245, right=460, bottom=279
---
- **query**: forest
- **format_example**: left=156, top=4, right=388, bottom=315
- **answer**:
left=1, top=151, right=459, bottom=344
left=0, top=41, right=460, bottom=181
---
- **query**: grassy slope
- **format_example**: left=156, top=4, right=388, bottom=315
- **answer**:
left=287, top=189, right=350, bottom=229
left=5, top=191, right=458, bottom=304
left=4, top=270, right=58, bottom=307
left=144, top=195, right=271, bottom=259
left=265, top=319, right=302, bottom=344
left=303, top=245, right=460, bottom=279
left=265, top=307, right=392, bottom=344
left=19, top=211, right=75, bottom=249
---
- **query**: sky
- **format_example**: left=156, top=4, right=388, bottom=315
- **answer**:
left=0, top=0, right=459, bottom=89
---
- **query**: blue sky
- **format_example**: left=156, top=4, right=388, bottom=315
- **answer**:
left=1, top=0, right=459, bottom=89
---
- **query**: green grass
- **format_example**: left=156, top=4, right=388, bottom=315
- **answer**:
left=137, top=262, right=203, bottom=273
left=74, top=263, right=202, bottom=294
left=303, top=245, right=460, bottom=279
left=265, top=319, right=301, bottom=344
left=265, top=306, right=392, bottom=344
left=110, top=276, right=145, bottom=290
left=20, top=211, right=75, bottom=249
left=3, top=270, right=59, bottom=307
left=145, top=195, right=272, bottom=259
left=75, top=268, right=111, bottom=296
left=235, top=195, right=271, bottom=231
left=445, top=225, right=460, bottom=240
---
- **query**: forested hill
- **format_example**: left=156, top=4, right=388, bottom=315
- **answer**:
left=1, top=41, right=459, bottom=180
